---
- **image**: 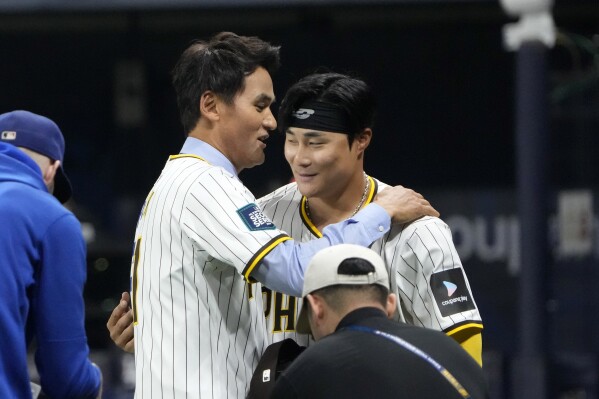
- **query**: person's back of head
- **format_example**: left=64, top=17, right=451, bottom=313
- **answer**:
left=278, top=72, right=375, bottom=146
left=172, top=31, right=281, bottom=134
left=296, top=244, right=395, bottom=340
left=309, top=257, right=389, bottom=314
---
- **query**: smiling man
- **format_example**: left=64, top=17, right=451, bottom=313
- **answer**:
left=257, top=72, right=484, bottom=365
left=127, top=33, right=439, bottom=399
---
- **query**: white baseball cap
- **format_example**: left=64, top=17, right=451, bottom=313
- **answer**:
left=295, top=244, right=389, bottom=334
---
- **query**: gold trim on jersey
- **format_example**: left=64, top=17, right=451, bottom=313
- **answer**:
left=131, top=236, right=142, bottom=325
left=300, top=196, right=322, bottom=238
left=142, top=191, right=154, bottom=218
left=445, top=321, right=484, bottom=336
left=168, top=154, right=210, bottom=163
left=243, top=234, right=293, bottom=282
left=299, top=175, right=378, bottom=238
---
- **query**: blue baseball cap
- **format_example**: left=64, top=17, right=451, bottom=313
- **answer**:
left=0, top=110, right=72, bottom=203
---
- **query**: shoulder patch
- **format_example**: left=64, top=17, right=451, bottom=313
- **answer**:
left=237, top=203, right=276, bottom=231
left=430, top=268, right=476, bottom=317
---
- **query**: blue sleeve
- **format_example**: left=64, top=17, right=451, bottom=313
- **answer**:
left=33, top=213, right=101, bottom=398
left=252, top=203, right=390, bottom=297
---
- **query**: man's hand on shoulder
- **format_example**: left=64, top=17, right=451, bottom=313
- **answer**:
left=374, top=186, right=439, bottom=224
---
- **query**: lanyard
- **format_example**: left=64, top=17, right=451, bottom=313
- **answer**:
left=343, top=325, right=471, bottom=399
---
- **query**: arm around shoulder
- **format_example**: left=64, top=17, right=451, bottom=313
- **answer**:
left=253, top=203, right=391, bottom=296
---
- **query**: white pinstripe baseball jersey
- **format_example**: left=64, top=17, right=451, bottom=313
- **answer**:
left=257, top=176, right=483, bottom=347
left=131, top=154, right=286, bottom=399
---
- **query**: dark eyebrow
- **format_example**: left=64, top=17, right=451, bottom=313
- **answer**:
left=303, top=131, right=325, bottom=138
left=255, top=93, right=275, bottom=104
left=286, top=128, right=325, bottom=138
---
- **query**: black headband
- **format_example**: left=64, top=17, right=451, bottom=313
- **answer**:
left=287, top=100, right=352, bottom=134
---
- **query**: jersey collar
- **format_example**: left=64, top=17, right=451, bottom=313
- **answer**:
left=178, top=136, right=238, bottom=177
left=300, top=175, right=378, bottom=238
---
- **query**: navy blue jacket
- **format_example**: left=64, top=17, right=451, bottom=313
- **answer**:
left=0, top=142, right=101, bottom=398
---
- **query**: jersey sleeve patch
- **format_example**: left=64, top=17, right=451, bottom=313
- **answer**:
left=237, top=203, right=276, bottom=231
left=430, top=268, right=476, bottom=317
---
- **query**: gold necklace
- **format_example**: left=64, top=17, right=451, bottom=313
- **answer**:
left=305, top=173, right=370, bottom=221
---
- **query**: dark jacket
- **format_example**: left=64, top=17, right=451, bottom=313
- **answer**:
left=271, top=307, right=489, bottom=399
left=0, top=142, right=100, bottom=398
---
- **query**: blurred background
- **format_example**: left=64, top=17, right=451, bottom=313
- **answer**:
left=1, top=0, right=597, bottom=397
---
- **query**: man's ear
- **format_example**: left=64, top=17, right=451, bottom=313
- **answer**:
left=385, top=293, right=398, bottom=319
left=199, top=91, right=220, bottom=122
left=354, top=128, right=372, bottom=157
left=42, top=160, right=60, bottom=187
left=306, top=294, right=325, bottom=321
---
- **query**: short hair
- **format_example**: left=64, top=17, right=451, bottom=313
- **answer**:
left=172, top=32, right=281, bottom=134
left=309, top=257, right=389, bottom=314
left=278, top=72, right=375, bottom=147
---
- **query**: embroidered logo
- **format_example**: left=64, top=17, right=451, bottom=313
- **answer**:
left=292, top=108, right=315, bottom=120
left=237, top=203, right=275, bottom=231
left=1, top=131, right=17, bottom=140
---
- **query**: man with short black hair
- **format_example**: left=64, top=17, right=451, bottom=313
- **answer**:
left=260, top=72, right=483, bottom=364
left=271, top=244, right=489, bottom=399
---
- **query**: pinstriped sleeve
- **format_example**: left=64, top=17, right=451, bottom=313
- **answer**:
left=180, top=168, right=288, bottom=277
left=390, top=217, right=483, bottom=333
